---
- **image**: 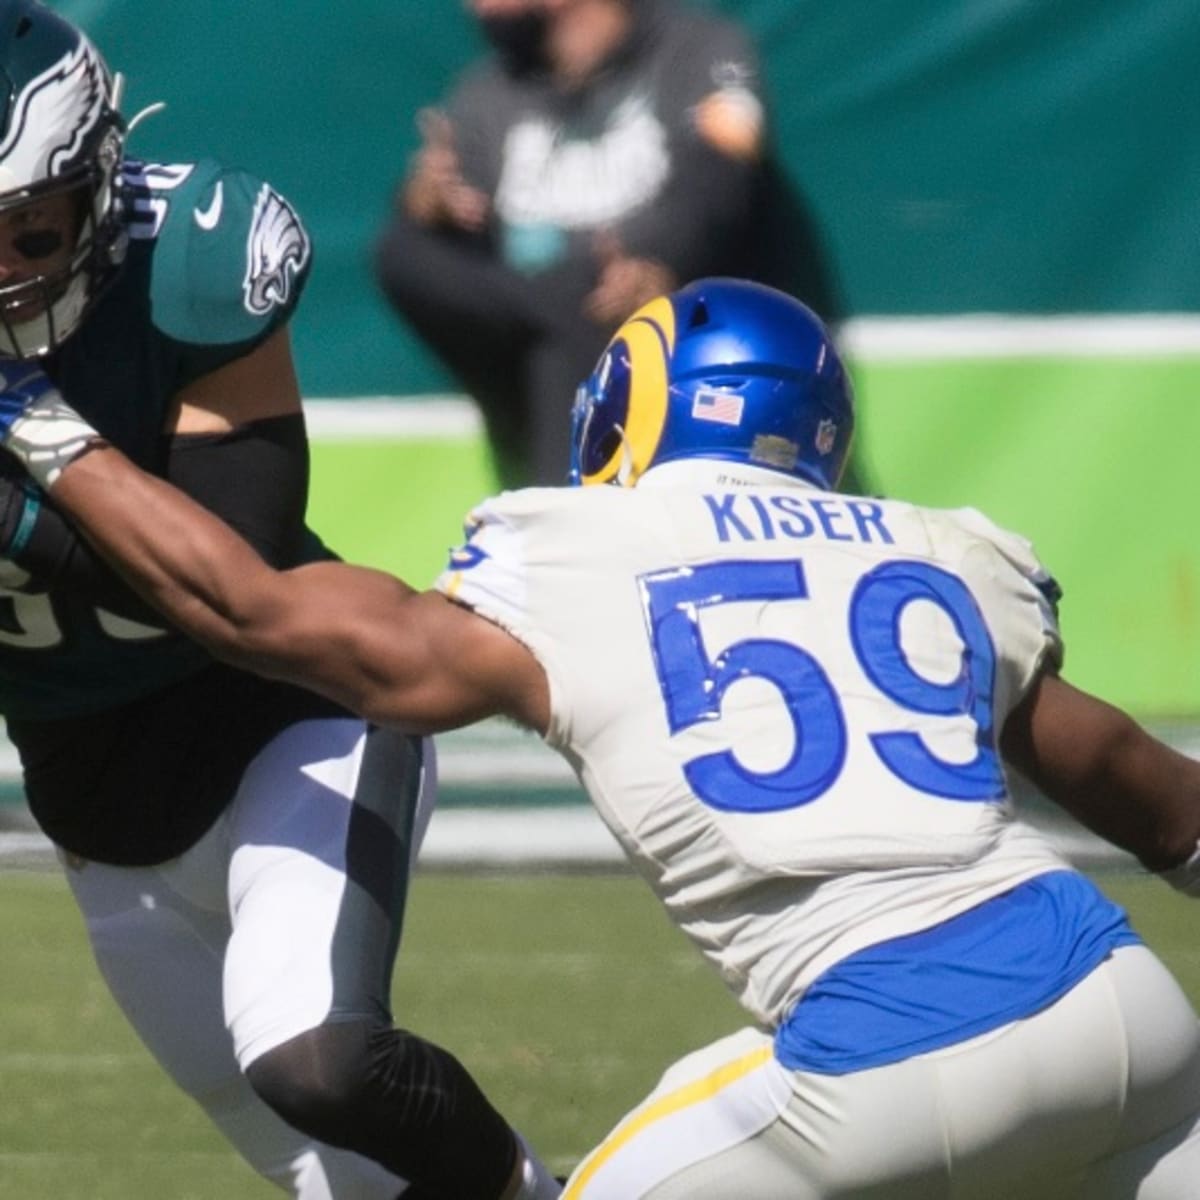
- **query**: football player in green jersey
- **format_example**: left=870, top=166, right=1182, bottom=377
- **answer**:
left=0, top=3, right=558, bottom=1197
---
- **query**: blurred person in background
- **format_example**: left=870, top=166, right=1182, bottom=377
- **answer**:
left=0, top=2, right=558, bottom=1196
left=375, top=0, right=781, bottom=487
left=9, top=275, right=1200, bottom=1198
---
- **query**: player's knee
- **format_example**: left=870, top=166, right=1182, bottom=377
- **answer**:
left=245, top=1021, right=519, bottom=1195
left=244, top=1021, right=375, bottom=1146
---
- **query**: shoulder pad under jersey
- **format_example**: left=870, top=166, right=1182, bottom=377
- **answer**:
left=950, top=506, right=1062, bottom=609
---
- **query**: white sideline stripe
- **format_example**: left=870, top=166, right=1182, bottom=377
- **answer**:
left=304, top=395, right=481, bottom=439
left=420, top=806, right=625, bottom=865
left=0, top=810, right=624, bottom=869
left=0, top=735, right=581, bottom=785
left=0, top=809, right=1131, bottom=870
left=838, top=313, right=1200, bottom=360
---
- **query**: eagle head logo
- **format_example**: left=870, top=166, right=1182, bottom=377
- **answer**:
left=243, top=185, right=312, bottom=316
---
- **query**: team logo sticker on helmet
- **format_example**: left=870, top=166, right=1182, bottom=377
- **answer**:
left=815, top=418, right=838, bottom=456
left=0, top=39, right=109, bottom=190
left=242, top=184, right=311, bottom=316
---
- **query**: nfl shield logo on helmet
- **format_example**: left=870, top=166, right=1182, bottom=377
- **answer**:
left=815, top=418, right=838, bottom=456
left=692, top=387, right=744, bottom=426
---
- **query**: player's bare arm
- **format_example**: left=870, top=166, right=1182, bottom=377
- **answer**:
left=51, top=442, right=549, bottom=736
left=1000, top=668, right=1200, bottom=870
left=166, top=326, right=303, bottom=433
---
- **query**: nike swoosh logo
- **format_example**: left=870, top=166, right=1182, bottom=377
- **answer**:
left=193, top=181, right=224, bottom=231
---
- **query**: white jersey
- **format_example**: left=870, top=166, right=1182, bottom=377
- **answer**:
left=437, top=462, right=1073, bottom=1030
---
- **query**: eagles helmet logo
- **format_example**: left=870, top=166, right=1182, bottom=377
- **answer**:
left=0, top=39, right=109, bottom=189
left=242, top=184, right=311, bottom=316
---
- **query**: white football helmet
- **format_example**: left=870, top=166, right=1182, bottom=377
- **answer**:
left=0, top=0, right=128, bottom=358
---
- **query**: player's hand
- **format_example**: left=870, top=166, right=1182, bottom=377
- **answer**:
left=402, top=108, right=490, bottom=233
left=584, top=232, right=677, bottom=327
left=0, top=361, right=59, bottom=440
left=0, top=362, right=97, bottom=487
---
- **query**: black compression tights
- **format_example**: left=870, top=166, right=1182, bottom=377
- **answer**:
left=245, top=1020, right=518, bottom=1198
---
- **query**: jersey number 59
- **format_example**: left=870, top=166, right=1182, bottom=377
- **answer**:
left=639, top=558, right=1003, bottom=814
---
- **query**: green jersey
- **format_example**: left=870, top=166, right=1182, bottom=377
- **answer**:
left=0, top=157, right=315, bottom=721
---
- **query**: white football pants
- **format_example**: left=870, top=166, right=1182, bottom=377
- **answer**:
left=566, top=942, right=1200, bottom=1199
left=63, top=718, right=435, bottom=1199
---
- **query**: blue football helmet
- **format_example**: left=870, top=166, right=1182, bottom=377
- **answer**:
left=568, top=277, right=853, bottom=489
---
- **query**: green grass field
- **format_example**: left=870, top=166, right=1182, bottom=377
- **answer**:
left=0, top=866, right=1197, bottom=1197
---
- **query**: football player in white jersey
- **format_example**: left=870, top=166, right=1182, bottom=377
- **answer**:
left=5, top=277, right=1200, bottom=1198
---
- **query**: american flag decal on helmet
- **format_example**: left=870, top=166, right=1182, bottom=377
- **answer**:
left=692, top=387, right=744, bottom=426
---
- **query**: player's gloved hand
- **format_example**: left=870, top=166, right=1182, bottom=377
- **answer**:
left=0, top=361, right=100, bottom=488
left=0, top=361, right=57, bottom=435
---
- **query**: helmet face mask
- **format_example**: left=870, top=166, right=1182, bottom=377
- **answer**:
left=569, top=338, right=637, bottom=483
left=0, top=174, right=93, bottom=351
left=568, top=278, right=854, bottom=490
left=0, top=1, right=128, bottom=358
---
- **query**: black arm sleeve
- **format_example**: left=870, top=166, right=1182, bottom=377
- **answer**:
left=0, top=413, right=314, bottom=624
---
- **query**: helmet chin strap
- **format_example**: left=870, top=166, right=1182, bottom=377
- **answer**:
left=614, top=424, right=638, bottom=487
left=126, top=100, right=166, bottom=134
left=112, top=69, right=168, bottom=137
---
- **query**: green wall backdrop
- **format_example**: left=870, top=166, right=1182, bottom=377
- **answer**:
left=55, top=0, right=1200, bottom=715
